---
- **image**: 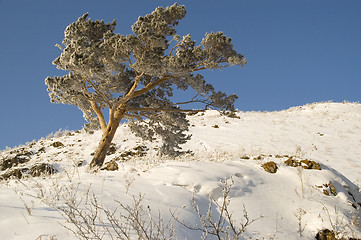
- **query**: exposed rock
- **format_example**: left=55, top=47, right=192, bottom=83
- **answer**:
left=106, top=144, right=117, bottom=155
left=284, top=158, right=321, bottom=170
left=1, top=168, right=27, bottom=180
left=300, top=159, right=321, bottom=170
left=102, top=160, right=119, bottom=171
left=76, top=160, right=85, bottom=167
left=315, top=229, right=335, bottom=240
left=1, top=163, right=56, bottom=180
left=51, top=141, right=64, bottom=148
left=316, top=229, right=361, bottom=240
left=323, top=189, right=330, bottom=196
left=117, top=145, right=148, bottom=161
left=328, top=182, right=337, bottom=196
left=347, top=191, right=361, bottom=209
left=221, top=111, right=240, bottom=119
left=29, top=163, right=57, bottom=177
left=321, top=182, right=337, bottom=196
left=0, top=152, right=32, bottom=171
left=132, top=145, right=148, bottom=155
left=284, top=158, right=301, bottom=167
left=262, top=161, right=278, bottom=174
left=37, top=147, right=46, bottom=154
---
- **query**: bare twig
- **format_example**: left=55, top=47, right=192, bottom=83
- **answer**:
left=171, top=177, right=262, bottom=239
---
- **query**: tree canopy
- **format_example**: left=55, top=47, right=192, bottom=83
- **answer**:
left=45, top=3, right=246, bottom=167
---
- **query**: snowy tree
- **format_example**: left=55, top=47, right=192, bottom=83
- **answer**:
left=45, top=4, right=246, bottom=169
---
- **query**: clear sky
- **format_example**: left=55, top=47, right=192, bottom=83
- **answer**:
left=0, top=0, right=360, bottom=149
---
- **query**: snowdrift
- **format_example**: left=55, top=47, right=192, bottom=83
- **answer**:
left=1, top=102, right=361, bottom=239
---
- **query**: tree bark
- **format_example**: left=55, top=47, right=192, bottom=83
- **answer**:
left=89, top=108, right=125, bottom=169
left=88, top=74, right=144, bottom=169
left=90, top=100, right=107, bottom=132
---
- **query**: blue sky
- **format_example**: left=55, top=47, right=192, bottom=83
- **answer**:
left=0, top=0, right=360, bottom=149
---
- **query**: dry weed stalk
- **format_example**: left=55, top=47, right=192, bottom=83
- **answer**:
left=171, top=177, right=262, bottom=239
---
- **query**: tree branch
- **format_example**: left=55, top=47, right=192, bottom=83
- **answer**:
left=124, top=113, right=144, bottom=121
left=90, top=101, right=107, bottom=132
left=169, top=44, right=181, bottom=56
left=192, top=60, right=231, bottom=72
left=192, top=67, right=207, bottom=72
left=111, top=73, right=145, bottom=121
left=132, top=75, right=173, bottom=98
left=127, top=108, right=204, bottom=113
left=173, top=94, right=210, bottom=106
left=127, top=55, right=132, bottom=66
left=194, top=60, right=207, bottom=71
left=81, top=80, right=93, bottom=100
left=85, top=78, right=112, bottom=108
left=119, top=73, right=144, bottom=104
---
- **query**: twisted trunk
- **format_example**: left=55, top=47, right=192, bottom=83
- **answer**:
left=89, top=107, right=125, bottom=169
left=88, top=74, right=169, bottom=169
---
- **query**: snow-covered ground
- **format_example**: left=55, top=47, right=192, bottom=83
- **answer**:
left=1, top=102, right=361, bottom=239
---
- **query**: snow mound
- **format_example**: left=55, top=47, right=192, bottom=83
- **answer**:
left=1, top=102, right=361, bottom=239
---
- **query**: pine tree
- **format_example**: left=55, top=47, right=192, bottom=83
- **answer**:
left=45, top=4, right=246, bottom=169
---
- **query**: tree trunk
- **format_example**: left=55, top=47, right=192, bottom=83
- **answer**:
left=89, top=108, right=125, bottom=169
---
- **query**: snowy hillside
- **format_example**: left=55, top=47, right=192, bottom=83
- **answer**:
left=1, top=102, right=361, bottom=239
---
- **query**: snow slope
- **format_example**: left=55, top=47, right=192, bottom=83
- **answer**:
left=0, top=102, right=361, bottom=239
